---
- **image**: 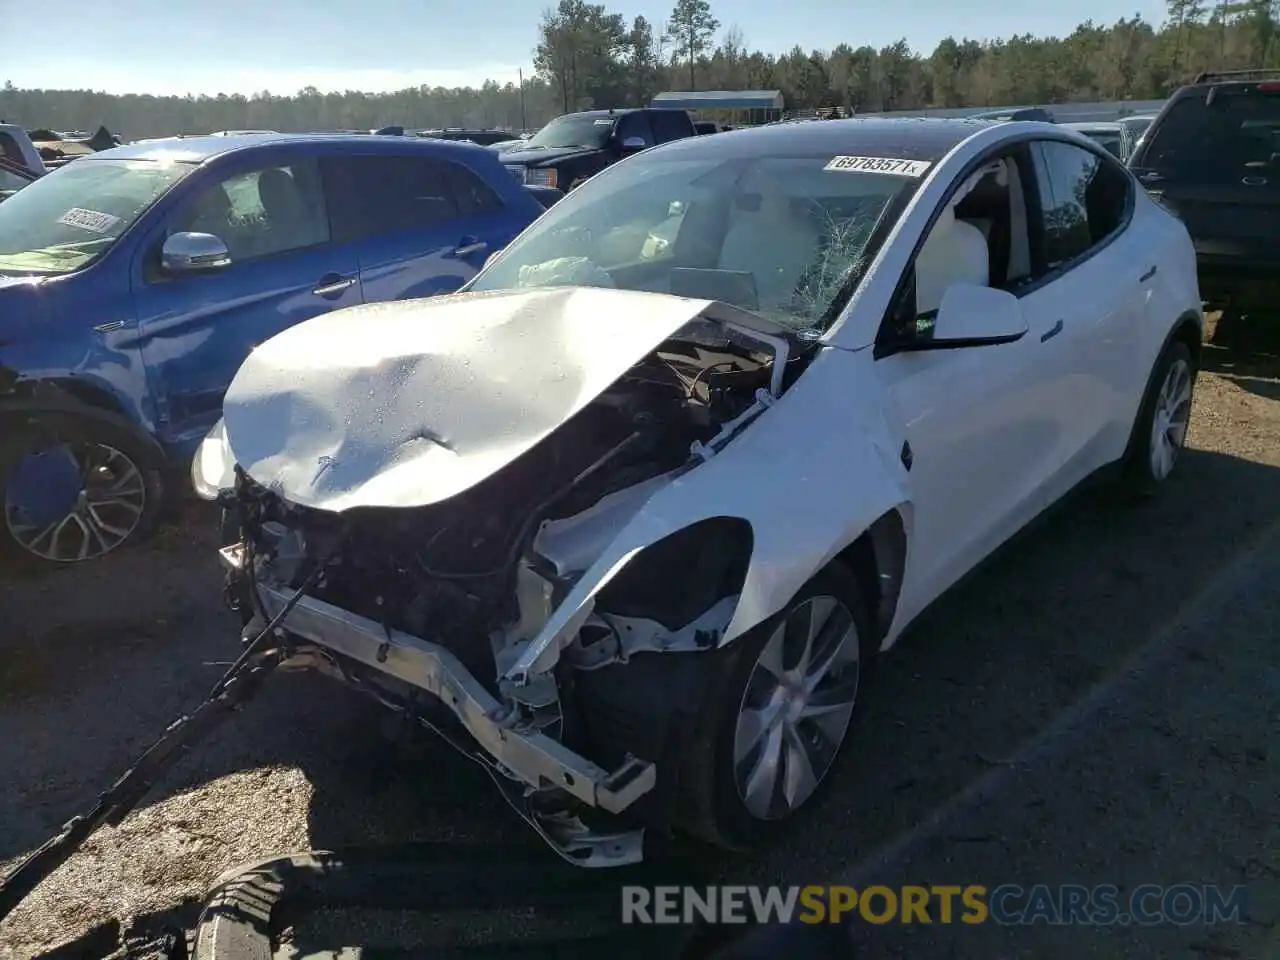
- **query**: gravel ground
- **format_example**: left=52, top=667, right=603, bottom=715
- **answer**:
left=0, top=339, right=1277, bottom=958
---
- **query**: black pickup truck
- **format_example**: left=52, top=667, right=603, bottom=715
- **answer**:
left=499, top=107, right=697, bottom=192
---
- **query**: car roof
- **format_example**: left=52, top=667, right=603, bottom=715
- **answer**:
left=1064, top=121, right=1123, bottom=131
left=649, top=116, right=996, bottom=162
left=88, top=133, right=495, bottom=164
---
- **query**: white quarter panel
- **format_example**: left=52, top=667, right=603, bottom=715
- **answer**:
left=508, top=345, right=912, bottom=681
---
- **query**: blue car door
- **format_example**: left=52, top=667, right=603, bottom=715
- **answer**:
left=321, top=151, right=517, bottom=302
left=131, top=151, right=362, bottom=451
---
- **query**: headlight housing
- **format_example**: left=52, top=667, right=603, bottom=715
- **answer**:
left=191, top=418, right=236, bottom=501
left=524, top=168, right=558, bottom=189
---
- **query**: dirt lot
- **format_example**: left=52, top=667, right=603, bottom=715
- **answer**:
left=1, top=340, right=1277, bottom=959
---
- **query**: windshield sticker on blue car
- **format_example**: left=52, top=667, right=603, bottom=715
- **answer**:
left=593, top=118, right=613, bottom=124
left=825, top=156, right=932, bottom=177
left=58, top=207, right=121, bottom=234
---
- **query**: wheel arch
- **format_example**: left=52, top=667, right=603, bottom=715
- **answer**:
left=831, top=505, right=911, bottom=651
left=0, top=376, right=166, bottom=467
left=1169, top=309, right=1203, bottom=368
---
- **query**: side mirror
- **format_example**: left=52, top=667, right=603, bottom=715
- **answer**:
left=619, top=136, right=647, bottom=155
left=904, top=284, right=1028, bottom=350
left=161, top=231, right=231, bottom=275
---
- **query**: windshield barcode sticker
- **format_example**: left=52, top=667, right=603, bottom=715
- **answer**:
left=58, top=207, right=121, bottom=234
left=825, top=156, right=932, bottom=177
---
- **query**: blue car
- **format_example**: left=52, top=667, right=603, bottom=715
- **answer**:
left=0, top=133, right=549, bottom=566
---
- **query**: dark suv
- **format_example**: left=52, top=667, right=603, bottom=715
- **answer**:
left=1129, top=69, right=1280, bottom=327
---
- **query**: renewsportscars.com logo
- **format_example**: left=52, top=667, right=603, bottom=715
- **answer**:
left=621, top=884, right=1249, bottom=926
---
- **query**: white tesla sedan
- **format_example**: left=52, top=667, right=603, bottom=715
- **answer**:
left=195, top=118, right=1203, bottom=867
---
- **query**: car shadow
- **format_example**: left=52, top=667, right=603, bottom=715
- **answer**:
left=2, top=445, right=1278, bottom=946
left=1200, top=344, right=1280, bottom=401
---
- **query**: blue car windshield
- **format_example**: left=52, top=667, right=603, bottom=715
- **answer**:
left=0, top=157, right=195, bottom=276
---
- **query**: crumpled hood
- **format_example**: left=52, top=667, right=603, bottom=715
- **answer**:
left=220, top=286, right=721, bottom=512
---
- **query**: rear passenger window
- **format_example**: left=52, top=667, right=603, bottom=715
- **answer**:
left=323, top=156, right=461, bottom=242
left=443, top=161, right=503, bottom=216
left=0, top=133, right=25, bottom=166
left=1032, top=141, right=1131, bottom=271
left=649, top=110, right=692, bottom=142
left=615, top=112, right=655, bottom=147
left=1139, top=89, right=1280, bottom=184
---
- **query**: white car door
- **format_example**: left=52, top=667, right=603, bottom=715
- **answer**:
left=1021, top=139, right=1146, bottom=500
left=873, top=148, right=1100, bottom=623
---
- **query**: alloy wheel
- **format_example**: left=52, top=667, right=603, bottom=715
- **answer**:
left=1150, top=357, right=1193, bottom=481
left=5, top=441, right=148, bottom=563
left=732, top=595, right=861, bottom=820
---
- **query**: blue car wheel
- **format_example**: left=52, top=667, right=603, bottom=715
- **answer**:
left=1, top=417, right=164, bottom=566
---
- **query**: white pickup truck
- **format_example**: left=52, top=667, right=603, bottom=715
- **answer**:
left=0, top=122, right=47, bottom=175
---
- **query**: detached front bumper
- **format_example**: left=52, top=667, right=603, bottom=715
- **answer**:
left=218, top=544, right=656, bottom=867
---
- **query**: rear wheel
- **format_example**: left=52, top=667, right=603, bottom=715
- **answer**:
left=0, top=415, right=164, bottom=567
left=678, top=563, right=873, bottom=850
left=1119, top=340, right=1196, bottom=498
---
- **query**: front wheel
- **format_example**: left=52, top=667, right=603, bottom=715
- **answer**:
left=678, top=563, right=873, bottom=850
left=0, top=415, right=164, bottom=567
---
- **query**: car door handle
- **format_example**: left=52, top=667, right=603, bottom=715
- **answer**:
left=1040, top=319, right=1064, bottom=343
left=1139, top=265, right=1157, bottom=283
left=453, top=238, right=488, bottom=257
left=313, top=275, right=356, bottom=298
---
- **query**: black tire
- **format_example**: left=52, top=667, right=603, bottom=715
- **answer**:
left=0, top=412, right=165, bottom=568
left=1118, top=339, right=1196, bottom=499
left=676, top=562, right=874, bottom=851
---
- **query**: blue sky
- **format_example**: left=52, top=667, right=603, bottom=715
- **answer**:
left=6, top=0, right=1172, bottom=96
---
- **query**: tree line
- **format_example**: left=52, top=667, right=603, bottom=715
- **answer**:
left=2, top=0, right=1279, bottom=140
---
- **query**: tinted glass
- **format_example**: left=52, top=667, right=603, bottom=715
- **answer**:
left=0, top=165, right=30, bottom=196
left=0, top=132, right=26, bottom=166
left=0, top=157, right=194, bottom=276
left=470, top=148, right=919, bottom=334
left=323, top=155, right=460, bottom=242
left=1081, top=131, right=1124, bottom=158
left=1138, top=89, right=1280, bottom=184
left=523, top=115, right=614, bottom=150
left=443, top=161, right=503, bottom=215
left=175, top=159, right=329, bottom=261
left=650, top=110, right=693, bottom=142
left=1033, top=141, right=1129, bottom=269
left=615, top=112, right=655, bottom=147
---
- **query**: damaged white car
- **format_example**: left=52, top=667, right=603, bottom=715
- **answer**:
left=194, top=119, right=1203, bottom=867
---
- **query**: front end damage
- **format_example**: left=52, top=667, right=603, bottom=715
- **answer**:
left=201, top=286, right=798, bottom=867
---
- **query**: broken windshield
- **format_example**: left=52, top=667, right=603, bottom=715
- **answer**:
left=469, top=148, right=921, bottom=334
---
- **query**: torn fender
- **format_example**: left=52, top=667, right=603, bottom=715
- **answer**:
left=506, top=344, right=914, bottom=683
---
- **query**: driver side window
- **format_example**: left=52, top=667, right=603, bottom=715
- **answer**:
left=881, top=152, right=1032, bottom=344
left=173, top=158, right=329, bottom=263
left=615, top=112, right=655, bottom=148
